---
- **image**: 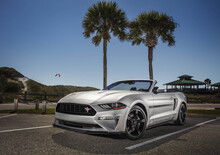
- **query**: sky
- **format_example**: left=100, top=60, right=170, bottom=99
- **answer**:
left=0, top=0, right=220, bottom=89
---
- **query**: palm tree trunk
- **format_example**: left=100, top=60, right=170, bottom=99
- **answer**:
left=103, top=39, right=107, bottom=88
left=148, top=46, right=153, bottom=80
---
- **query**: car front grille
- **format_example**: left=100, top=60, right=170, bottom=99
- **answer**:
left=56, top=103, right=96, bottom=116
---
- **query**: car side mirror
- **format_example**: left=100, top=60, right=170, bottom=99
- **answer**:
left=153, top=86, right=159, bottom=94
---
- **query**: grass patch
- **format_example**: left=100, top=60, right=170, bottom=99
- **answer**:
left=0, top=108, right=55, bottom=114
left=188, top=109, right=220, bottom=116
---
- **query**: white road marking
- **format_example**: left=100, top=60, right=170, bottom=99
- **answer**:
left=0, top=125, right=52, bottom=134
left=0, top=114, right=17, bottom=119
left=125, top=118, right=220, bottom=150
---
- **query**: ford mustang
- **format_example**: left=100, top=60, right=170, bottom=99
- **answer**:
left=54, top=80, right=187, bottom=139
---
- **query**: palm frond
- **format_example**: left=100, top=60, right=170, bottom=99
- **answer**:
left=128, top=11, right=177, bottom=47
left=92, top=35, right=102, bottom=46
left=82, top=1, right=128, bottom=45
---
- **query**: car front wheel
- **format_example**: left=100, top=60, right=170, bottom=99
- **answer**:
left=125, top=105, right=147, bottom=140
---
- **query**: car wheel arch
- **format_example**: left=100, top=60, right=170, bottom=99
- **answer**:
left=126, top=101, right=149, bottom=125
left=134, top=103, right=148, bottom=118
left=182, top=102, right=187, bottom=110
left=177, top=101, right=187, bottom=112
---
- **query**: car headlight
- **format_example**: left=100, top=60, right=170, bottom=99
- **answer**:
left=99, top=102, right=126, bottom=110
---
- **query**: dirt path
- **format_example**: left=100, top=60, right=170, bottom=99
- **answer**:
left=17, top=77, right=29, bottom=92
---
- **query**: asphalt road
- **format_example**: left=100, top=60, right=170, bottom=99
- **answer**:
left=0, top=114, right=219, bottom=155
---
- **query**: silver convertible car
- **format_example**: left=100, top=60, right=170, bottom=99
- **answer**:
left=54, top=80, right=187, bottom=139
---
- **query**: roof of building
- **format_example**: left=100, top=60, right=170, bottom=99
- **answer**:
left=178, top=74, right=193, bottom=79
left=165, top=74, right=205, bottom=86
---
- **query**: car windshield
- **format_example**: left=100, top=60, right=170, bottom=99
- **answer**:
left=104, top=80, right=152, bottom=92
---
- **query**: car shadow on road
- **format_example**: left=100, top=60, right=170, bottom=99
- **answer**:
left=88, top=132, right=127, bottom=139
left=52, top=131, right=129, bottom=154
left=51, top=125, right=191, bottom=154
left=51, top=117, right=210, bottom=154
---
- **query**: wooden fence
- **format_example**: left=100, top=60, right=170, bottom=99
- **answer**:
left=19, top=92, right=65, bottom=103
left=0, top=92, right=65, bottom=103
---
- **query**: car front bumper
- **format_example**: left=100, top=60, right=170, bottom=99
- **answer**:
left=54, top=108, right=129, bottom=133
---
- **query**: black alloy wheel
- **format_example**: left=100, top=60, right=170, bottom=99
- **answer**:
left=175, top=103, right=187, bottom=125
left=125, top=105, right=147, bottom=140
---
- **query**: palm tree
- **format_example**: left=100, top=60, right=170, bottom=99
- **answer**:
left=128, top=11, right=177, bottom=79
left=82, top=1, right=127, bottom=88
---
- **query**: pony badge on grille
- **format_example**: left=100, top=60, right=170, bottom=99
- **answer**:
left=84, top=107, right=91, bottom=113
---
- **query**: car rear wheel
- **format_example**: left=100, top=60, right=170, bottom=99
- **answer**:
left=175, top=103, right=187, bottom=125
left=125, top=105, right=147, bottom=140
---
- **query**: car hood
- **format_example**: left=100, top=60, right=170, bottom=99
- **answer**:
left=58, top=90, right=143, bottom=105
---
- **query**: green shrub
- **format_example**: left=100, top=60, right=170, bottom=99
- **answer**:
left=27, top=80, right=43, bottom=93
left=0, top=75, right=7, bottom=92
left=0, top=75, right=23, bottom=93
left=0, top=93, right=20, bottom=103
left=4, top=82, right=21, bottom=93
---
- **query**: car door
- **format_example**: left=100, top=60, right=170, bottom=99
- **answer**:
left=151, top=93, right=175, bottom=125
left=142, top=93, right=155, bottom=126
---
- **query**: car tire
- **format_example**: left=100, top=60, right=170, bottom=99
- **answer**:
left=175, top=103, right=187, bottom=125
left=125, top=105, right=147, bottom=140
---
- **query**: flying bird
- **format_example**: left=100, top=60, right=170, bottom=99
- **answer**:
left=55, top=73, right=61, bottom=77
